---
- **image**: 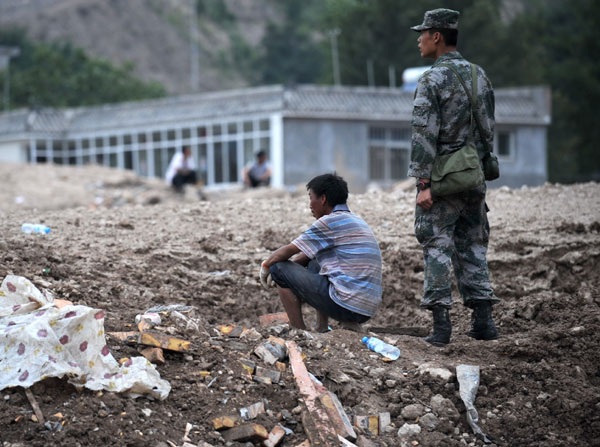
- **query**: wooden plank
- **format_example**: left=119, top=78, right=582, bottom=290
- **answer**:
left=319, top=392, right=357, bottom=441
left=286, top=341, right=338, bottom=446
left=24, top=388, right=44, bottom=424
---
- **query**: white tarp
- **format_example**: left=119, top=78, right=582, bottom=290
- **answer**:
left=0, top=275, right=170, bottom=400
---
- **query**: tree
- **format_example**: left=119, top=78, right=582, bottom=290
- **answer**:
left=0, top=28, right=165, bottom=109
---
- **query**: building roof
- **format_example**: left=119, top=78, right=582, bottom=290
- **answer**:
left=0, top=84, right=551, bottom=139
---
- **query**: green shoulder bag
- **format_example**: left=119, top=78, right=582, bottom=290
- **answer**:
left=430, top=63, right=485, bottom=197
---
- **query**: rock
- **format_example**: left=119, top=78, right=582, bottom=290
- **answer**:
left=401, top=404, right=424, bottom=420
left=419, top=413, right=439, bottom=430
left=397, top=423, right=422, bottom=438
left=141, top=408, right=152, bottom=417
left=417, top=363, right=454, bottom=382
left=356, top=436, right=377, bottom=447
left=98, top=409, right=108, bottom=418
left=429, top=394, right=460, bottom=421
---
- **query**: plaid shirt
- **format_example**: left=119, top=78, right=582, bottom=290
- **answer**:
left=292, top=204, right=382, bottom=317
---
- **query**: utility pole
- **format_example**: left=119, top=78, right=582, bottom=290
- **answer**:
left=328, top=28, right=341, bottom=86
left=367, top=59, right=375, bottom=88
left=0, top=46, right=20, bottom=113
left=388, top=65, right=396, bottom=88
left=188, top=0, right=200, bottom=92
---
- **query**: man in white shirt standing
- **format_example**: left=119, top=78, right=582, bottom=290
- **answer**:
left=165, top=146, right=197, bottom=193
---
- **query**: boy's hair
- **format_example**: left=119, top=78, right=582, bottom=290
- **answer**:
left=428, top=28, right=458, bottom=46
left=306, top=173, right=348, bottom=208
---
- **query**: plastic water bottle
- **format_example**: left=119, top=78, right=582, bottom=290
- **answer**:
left=21, top=223, right=51, bottom=234
left=362, top=336, right=401, bottom=360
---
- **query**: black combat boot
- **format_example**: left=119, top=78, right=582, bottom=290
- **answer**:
left=466, top=301, right=499, bottom=340
left=424, top=306, right=452, bottom=347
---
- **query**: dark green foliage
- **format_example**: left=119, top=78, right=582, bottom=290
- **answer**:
left=196, top=0, right=234, bottom=24
left=319, top=0, right=600, bottom=182
left=0, top=28, right=165, bottom=109
left=254, top=0, right=325, bottom=85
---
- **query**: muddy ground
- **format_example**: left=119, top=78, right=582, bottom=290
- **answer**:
left=0, top=164, right=599, bottom=447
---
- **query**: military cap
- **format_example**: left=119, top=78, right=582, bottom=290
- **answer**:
left=411, top=8, right=460, bottom=31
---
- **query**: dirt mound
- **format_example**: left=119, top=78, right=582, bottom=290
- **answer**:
left=1, top=165, right=599, bottom=446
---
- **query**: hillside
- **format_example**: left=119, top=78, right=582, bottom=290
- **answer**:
left=0, top=0, right=279, bottom=94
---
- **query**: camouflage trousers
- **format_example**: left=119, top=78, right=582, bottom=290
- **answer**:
left=414, top=185, right=500, bottom=309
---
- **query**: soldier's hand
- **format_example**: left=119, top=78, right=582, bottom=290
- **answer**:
left=417, top=189, right=433, bottom=210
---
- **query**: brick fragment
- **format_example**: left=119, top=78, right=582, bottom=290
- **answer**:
left=139, top=347, right=165, bottom=364
left=239, top=358, right=256, bottom=376
left=263, top=425, right=286, bottom=447
left=259, top=312, right=290, bottom=326
left=108, top=331, right=139, bottom=343
left=255, top=366, right=281, bottom=384
left=221, top=423, right=269, bottom=442
left=240, top=401, right=265, bottom=420
left=253, top=375, right=272, bottom=385
left=139, top=331, right=190, bottom=352
left=354, top=415, right=378, bottom=436
left=211, top=414, right=241, bottom=430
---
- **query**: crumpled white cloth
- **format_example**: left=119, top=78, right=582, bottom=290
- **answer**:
left=0, top=275, right=170, bottom=400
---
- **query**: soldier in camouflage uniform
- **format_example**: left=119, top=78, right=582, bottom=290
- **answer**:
left=408, top=9, right=500, bottom=346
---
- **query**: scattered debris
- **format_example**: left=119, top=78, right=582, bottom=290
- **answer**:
left=140, top=347, right=165, bottom=364
left=263, top=424, right=286, bottom=447
left=287, top=341, right=339, bottom=446
left=212, top=415, right=242, bottom=431
left=239, top=401, right=265, bottom=420
left=457, top=365, right=491, bottom=443
left=221, top=423, right=269, bottom=442
left=0, top=275, right=170, bottom=400
left=259, top=312, right=290, bottom=327
left=24, top=388, right=44, bottom=424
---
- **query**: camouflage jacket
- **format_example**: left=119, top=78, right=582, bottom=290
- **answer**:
left=408, top=51, right=495, bottom=179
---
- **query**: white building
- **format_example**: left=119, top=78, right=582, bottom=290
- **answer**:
left=0, top=84, right=551, bottom=191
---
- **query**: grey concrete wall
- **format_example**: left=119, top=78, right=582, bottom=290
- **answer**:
left=0, top=141, right=27, bottom=163
left=488, top=126, right=548, bottom=189
left=283, top=119, right=369, bottom=192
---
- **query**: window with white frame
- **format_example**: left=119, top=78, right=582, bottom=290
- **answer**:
left=495, top=130, right=514, bottom=159
left=368, top=126, right=411, bottom=182
left=30, top=117, right=272, bottom=185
